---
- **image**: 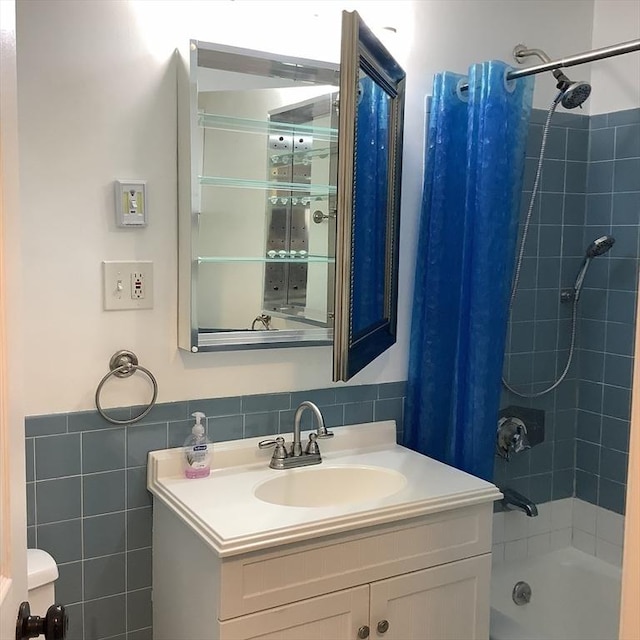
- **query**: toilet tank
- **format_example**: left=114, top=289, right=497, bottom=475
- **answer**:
left=27, top=549, right=58, bottom=616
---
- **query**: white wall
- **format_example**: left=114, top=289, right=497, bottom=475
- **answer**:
left=15, top=0, right=598, bottom=415
left=590, top=0, right=640, bottom=115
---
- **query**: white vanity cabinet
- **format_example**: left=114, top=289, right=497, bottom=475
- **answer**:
left=218, top=555, right=490, bottom=640
left=148, top=422, right=500, bottom=640
left=152, top=500, right=492, bottom=640
left=218, top=585, right=369, bottom=640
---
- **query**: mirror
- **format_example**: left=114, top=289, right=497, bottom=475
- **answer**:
left=334, top=11, right=405, bottom=380
left=178, top=13, right=405, bottom=381
left=178, top=42, right=340, bottom=351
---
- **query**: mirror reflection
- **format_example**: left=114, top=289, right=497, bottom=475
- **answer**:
left=351, top=71, right=391, bottom=337
left=195, top=65, right=339, bottom=335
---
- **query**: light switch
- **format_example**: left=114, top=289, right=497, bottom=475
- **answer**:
left=115, top=180, right=147, bottom=227
left=103, top=261, right=153, bottom=310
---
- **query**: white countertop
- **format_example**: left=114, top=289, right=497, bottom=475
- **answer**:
left=147, top=421, right=501, bottom=557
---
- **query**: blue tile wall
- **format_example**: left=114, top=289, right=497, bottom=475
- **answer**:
left=499, top=106, right=639, bottom=517
left=499, top=108, right=586, bottom=505
left=575, top=106, right=639, bottom=515
left=24, top=382, right=406, bottom=640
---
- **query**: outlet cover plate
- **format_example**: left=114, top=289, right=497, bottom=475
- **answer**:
left=103, top=261, right=154, bottom=310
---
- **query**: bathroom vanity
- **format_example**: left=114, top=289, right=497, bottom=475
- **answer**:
left=148, top=422, right=500, bottom=639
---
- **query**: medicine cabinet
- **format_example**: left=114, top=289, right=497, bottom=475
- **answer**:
left=177, top=11, right=405, bottom=381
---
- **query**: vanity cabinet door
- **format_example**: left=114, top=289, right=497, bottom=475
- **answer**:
left=219, top=584, right=369, bottom=640
left=369, top=554, right=491, bottom=640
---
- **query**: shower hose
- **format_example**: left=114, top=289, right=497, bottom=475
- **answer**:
left=502, top=91, right=579, bottom=399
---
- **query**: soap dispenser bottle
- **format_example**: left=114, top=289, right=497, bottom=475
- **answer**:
left=183, top=412, right=211, bottom=479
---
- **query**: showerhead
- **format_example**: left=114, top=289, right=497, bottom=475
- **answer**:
left=512, top=46, right=592, bottom=109
left=585, top=235, right=616, bottom=258
left=573, top=235, right=616, bottom=300
left=553, top=69, right=591, bottom=109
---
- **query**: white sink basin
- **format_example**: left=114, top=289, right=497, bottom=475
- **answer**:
left=254, top=465, right=407, bottom=507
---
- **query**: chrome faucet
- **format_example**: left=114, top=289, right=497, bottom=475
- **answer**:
left=259, top=401, right=333, bottom=469
left=501, top=487, right=538, bottom=517
left=292, top=400, right=333, bottom=456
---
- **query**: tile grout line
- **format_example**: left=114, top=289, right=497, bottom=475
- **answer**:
left=79, top=430, right=86, bottom=640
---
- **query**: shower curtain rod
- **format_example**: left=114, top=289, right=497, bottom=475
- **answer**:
left=459, top=38, right=640, bottom=92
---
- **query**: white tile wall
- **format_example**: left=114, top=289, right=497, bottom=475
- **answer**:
left=492, top=498, right=624, bottom=567
left=550, top=498, right=573, bottom=530
left=595, top=506, right=625, bottom=546
left=596, top=538, right=624, bottom=566
left=573, top=528, right=597, bottom=555
left=573, top=499, right=598, bottom=535
left=504, top=538, right=528, bottom=562
left=527, top=532, right=551, bottom=557
left=550, top=527, right=572, bottom=550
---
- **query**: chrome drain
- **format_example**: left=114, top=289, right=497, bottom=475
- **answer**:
left=512, top=581, right=532, bottom=605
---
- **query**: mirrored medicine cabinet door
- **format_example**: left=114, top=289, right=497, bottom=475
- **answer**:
left=177, top=11, right=405, bottom=381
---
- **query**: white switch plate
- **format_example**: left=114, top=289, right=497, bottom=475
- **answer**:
left=115, top=180, right=147, bottom=227
left=103, top=261, right=154, bottom=310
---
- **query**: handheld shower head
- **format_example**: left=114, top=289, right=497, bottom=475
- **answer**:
left=586, top=235, right=616, bottom=257
left=574, top=236, right=616, bottom=300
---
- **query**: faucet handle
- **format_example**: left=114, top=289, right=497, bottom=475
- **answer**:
left=305, top=433, right=320, bottom=455
left=258, top=437, right=288, bottom=460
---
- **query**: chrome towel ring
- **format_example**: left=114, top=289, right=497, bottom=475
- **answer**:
left=95, top=350, right=158, bottom=425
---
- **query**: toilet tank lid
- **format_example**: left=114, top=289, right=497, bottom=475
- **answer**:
left=27, top=549, right=59, bottom=589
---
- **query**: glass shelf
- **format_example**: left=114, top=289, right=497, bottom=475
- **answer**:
left=269, top=146, right=334, bottom=166
left=198, top=112, right=338, bottom=141
left=199, top=175, right=336, bottom=196
left=198, top=254, right=335, bottom=264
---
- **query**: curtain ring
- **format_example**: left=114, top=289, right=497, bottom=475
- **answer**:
left=95, top=350, right=158, bottom=425
left=503, top=66, right=517, bottom=93
left=456, top=77, right=470, bottom=102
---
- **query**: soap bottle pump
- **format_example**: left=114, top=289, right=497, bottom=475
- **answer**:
left=183, top=411, right=211, bottom=479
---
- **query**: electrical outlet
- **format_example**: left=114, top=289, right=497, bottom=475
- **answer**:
left=103, top=261, right=153, bottom=310
left=131, top=272, right=145, bottom=299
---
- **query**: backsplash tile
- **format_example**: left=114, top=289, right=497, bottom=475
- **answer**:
left=206, top=415, right=243, bottom=443
left=129, top=401, right=189, bottom=426
left=126, top=423, right=168, bottom=467
left=83, top=513, right=126, bottom=558
left=83, top=554, right=125, bottom=600
left=83, top=594, right=126, bottom=640
left=25, top=414, right=67, bottom=437
left=126, top=589, right=152, bottom=633
left=34, top=434, right=81, bottom=480
left=82, top=428, right=126, bottom=474
left=68, top=408, right=131, bottom=432
left=127, top=548, right=152, bottom=591
left=126, top=467, right=152, bottom=510
left=241, top=392, right=290, bottom=413
left=36, top=519, right=82, bottom=564
left=25, top=438, right=34, bottom=482
left=56, top=561, right=83, bottom=606
left=35, top=476, right=81, bottom=524
left=187, top=396, right=241, bottom=417
left=82, top=471, right=126, bottom=516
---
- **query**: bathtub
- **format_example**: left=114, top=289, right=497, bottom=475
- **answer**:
left=490, top=547, right=621, bottom=640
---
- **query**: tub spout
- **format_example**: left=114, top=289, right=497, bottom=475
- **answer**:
left=501, top=487, right=538, bottom=517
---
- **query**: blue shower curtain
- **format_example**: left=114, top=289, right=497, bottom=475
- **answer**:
left=404, top=62, right=533, bottom=481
